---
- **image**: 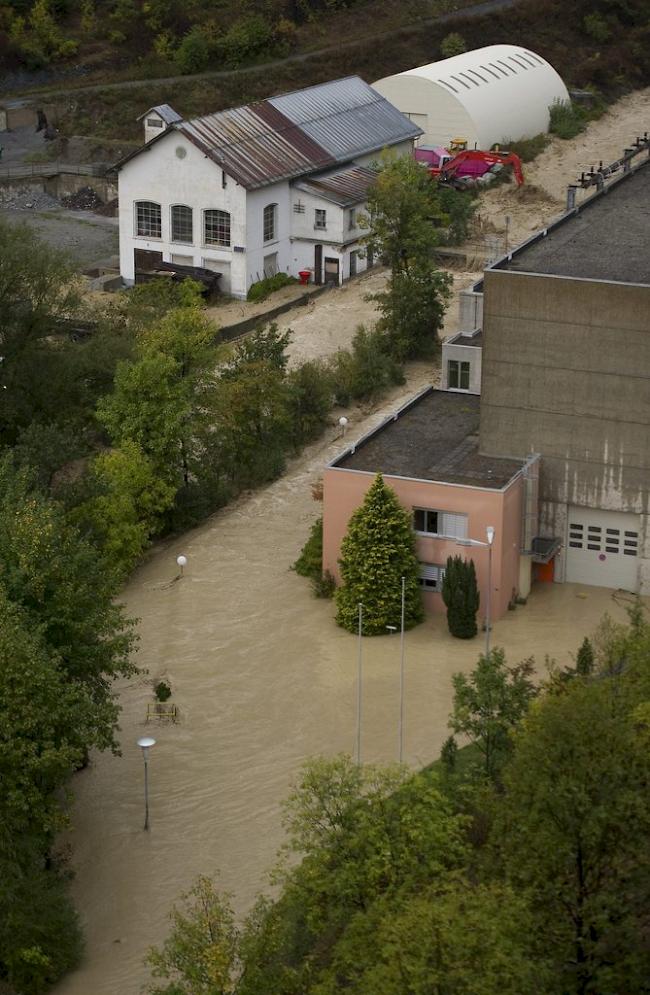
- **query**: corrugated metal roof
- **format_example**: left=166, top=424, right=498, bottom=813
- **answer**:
left=168, top=76, right=420, bottom=190
left=294, top=164, right=378, bottom=206
left=270, top=76, right=421, bottom=164
left=178, top=100, right=334, bottom=190
left=138, top=103, right=182, bottom=124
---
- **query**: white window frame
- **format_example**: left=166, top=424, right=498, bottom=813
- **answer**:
left=135, top=200, right=162, bottom=239
left=413, top=508, right=468, bottom=540
left=263, top=203, right=277, bottom=243
left=418, top=563, right=446, bottom=592
left=146, top=117, right=163, bottom=128
left=170, top=204, right=193, bottom=244
left=448, top=359, right=471, bottom=390
left=314, top=208, right=327, bottom=230
left=204, top=209, right=231, bottom=248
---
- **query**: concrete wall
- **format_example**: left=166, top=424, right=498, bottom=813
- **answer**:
left=441, top=338, right=482, bottom=393
left=322, top=466, right=524, bottom=621
left=479, top=268, right=650, bottom=590
left=458, top=286, right=483, bottom=331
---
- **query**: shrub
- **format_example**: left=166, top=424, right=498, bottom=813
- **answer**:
left=576, top=636, right=594, bottom=676
left=246, top=272, right=297, bottom=303
left=287, top=361, right=334, bottom=446
left=584, top=11, right=611, bottom=43
left=549, top=99, right=587, bottom=140
left=442, top=555, right=480, bottom=639
left=155, top=680, right=172, bottom=702
left=330, top=325, right=404, bottom=405
left=293, top=517, right=324, bottom=579
left=313, top=569, right=336, bottom=599
left=436, top=186, right=477, bottom=245
left=499, top=133, right=550, bottom=163
left=440, top=32, right=466, bottom=58
left=217, top=14, right=274, bottom=68
left=175, top=26, right=211, bottom=74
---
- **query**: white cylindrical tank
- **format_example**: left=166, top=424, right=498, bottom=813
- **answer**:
left=373, top=45, right=570, bottom=150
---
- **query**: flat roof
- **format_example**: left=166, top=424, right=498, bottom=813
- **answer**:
left=448, top=330, right=483, bottom=347
left=495, top=158, right=650, bottom=285
left=333, top=389, right=523, bottom=489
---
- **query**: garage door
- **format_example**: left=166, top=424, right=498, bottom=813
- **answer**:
left=566, top=507, right=640, bottom=591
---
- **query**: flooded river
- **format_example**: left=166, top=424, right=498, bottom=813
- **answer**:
left=54, top=368, right=631, bottom=995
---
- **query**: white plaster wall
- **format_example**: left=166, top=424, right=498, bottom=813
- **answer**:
left=291, top=189, right=346, bottom=243
left=246, top=181, right=293, bottom=287
left=118, top=130, right=247, bottom=295
left=143, top=112, right=167, bottom=145
left=458, top=288, right=484, bottom=332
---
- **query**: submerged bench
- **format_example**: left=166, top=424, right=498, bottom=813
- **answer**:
left=146, top=703, right=178, bottom=724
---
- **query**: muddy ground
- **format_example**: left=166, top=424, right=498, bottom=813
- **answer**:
left=0, top=206, right=118, bottom=265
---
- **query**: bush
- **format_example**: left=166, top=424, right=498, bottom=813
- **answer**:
left=549, top=99, right=588, bottom=140
left=313, top=569, right=336, bottom=599
left=287, top=360, right=334, bottom=447
left=436, top=186, right=477, bottom=245
left=584, top=11, right=611, bottom=43
left=499, top=133, right=550, bottom=163
left=175, top=26, right=211, bottom=73
left=442, top=555, right=480, bottom=639
left=440, top=32, right=466, bottom=58
left=217, top=15, right=274, bottom=68
left=155, top=680, right=172, bottom=701
left=330, top=325, right=404, bottom=404
left=293, top=517, right=324, bottom=579
left=246, top=272, right=297, bottom=303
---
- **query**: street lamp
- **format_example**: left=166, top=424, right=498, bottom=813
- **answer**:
left=176, top=554, right=187, bottom=577
left=456, top=526, right=496, bottom=657
left=137, top=736, right=156, bottom=831
left=356, top=603, right=363, bottom=765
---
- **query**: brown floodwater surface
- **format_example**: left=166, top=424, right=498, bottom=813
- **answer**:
left=53, top=382, right=637, bottom=995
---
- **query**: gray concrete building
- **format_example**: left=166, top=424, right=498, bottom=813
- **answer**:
left=478, top=157, right=650, bottom=593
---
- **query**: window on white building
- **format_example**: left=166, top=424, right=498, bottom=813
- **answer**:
left=348, top=208, right=356, bottom=230
left=146, top=118, right=163, bottom=128
left=135, top=201, right=162, bottom=238
left=314, top=208, right=327, bottom=230
left=204, top=209, right=231, bottom=247
left=418, top=563, right=446, bottom=592
left=263, top=203, right=277, bottom=242
left=171, top=205, right=193, bottom=243
left=413, top=509, right=468, bottom=539
left=448, top=359, right=471, bottom=390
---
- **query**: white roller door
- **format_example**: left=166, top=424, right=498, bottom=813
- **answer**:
left=566, top=507, right=639, bottom=591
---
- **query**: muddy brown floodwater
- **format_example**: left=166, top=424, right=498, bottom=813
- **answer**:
left=55, top=359, right=639, bottom=995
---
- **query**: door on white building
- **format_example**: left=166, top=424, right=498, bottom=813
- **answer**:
left=565, top=507, right=640, bottom=591
left=263, top=253, right=278, bottom=277
left=324, top=257, right=340, bottom=284
left=202, top=258, right=231, bottom=294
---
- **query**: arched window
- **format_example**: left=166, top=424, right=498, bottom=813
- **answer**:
left=171, top=205, right=193, bottom=243
left=263, top=203, right=277, bottom=243
left=204, top=209, right=231, bottom=247
left=135, top=201, right=161, bottom=238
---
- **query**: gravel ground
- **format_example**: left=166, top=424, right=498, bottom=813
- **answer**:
left=0, top=207, right=119, bottom=266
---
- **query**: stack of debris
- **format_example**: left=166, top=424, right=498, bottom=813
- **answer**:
left=61, top=186, right=104, bottom=210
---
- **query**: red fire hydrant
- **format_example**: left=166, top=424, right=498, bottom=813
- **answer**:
left=298, top=269, right=311, bottom=286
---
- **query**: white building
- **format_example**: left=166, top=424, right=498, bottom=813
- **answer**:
left=116, top=77, right=420, bottom=297
left=372, top=45, right=569, bottom=151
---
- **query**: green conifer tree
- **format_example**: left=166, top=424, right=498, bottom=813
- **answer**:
left=576, top=636, right=594, bottom=676
left=442, top=555, right=480, bottom=638
left=335, top=474, right=423, bottom=634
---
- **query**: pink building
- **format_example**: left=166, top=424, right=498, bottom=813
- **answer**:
left=323, top=388, right=541, bottom=623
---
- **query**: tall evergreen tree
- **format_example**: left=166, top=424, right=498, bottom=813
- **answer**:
left=442, top=555, right=480, bottom=638
left=576, top=636, right=594, bottom=676
left=335, top=474, right=423, bottom=635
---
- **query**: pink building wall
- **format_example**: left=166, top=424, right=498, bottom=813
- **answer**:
left=322, top=468, right=524, bottom=622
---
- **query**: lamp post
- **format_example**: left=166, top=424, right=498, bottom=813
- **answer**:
left=456, top=526, right=496, bottom=657
left=356, top=603, right=363, bottom=766
left=176, top=554, right=187, bottom=577
left=137, top=736, right=156, bottom=831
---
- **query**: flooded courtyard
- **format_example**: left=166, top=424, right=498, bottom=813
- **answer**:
left=54, top=372, right=637, bottom=995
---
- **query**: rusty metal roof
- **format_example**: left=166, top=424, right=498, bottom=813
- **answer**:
left=170, top=76, right=420, bottom=190
left=293, top=164, right=378, bottom=206
left=178, top=99, right=334, bottom=190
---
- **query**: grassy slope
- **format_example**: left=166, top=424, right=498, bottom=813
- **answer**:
left=46, top=0, right=650, bottom=142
